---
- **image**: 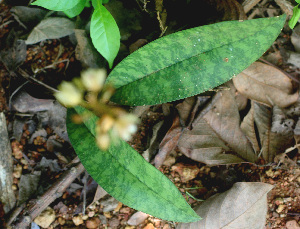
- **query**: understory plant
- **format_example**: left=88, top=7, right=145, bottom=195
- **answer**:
left=50, top=14, right=287, bottom=222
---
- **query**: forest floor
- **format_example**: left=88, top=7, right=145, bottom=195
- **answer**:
left=0, top=0, right=300, bottom=228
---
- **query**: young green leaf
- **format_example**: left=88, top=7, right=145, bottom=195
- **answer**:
left=67, top=107, right=201, bottom=222
left=106, top=15, right=286, bottom=106
left=64, top=0, right=87, bottom=18
left=31, top=0, right=82, bottom=11
left=289, top=4, right=300, bottom=29
left=90, top=4, right=120, bottom=68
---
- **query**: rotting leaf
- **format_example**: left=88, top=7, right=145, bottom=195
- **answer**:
left=177, top=182, right=273, bottom=229
left=25, top=17, right=75, bottom=45
left=233, top=62, right=299, bottom=108
left=242, top=102, right=295, bottom=162
left=178, top=86, right=256, bottom=165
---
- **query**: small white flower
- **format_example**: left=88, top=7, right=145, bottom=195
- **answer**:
left=113, top=114, right=139, bottom=141
left=81, top=69, right=106, bottom=92
left=55, top=81, right=82, bottom=107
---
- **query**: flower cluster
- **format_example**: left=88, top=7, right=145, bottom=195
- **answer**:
left=54, top=69, right=139, bottom=150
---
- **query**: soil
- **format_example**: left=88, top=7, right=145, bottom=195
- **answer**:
left=0, top=0, right=300, bottom=229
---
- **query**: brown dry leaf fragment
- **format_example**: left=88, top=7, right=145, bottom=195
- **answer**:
left=242, top=102, right=294, bottom=162
left=178, top=87, right=256, bottom=165
left=127, top=211, right=149, bottom=226
left=154, top=116, right=182, bottom=167
left=171, top=163, right=199, bottom=183
left=177, top=182, right=273, bottom=229
left=233, top=62, right=299, bottom=108
left=176, top=96, right=196, bottom=126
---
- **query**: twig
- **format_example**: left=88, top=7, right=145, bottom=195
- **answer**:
left=274, top=0, right=294, bottom=16
left=9, top=161, right=85, bottom=228
left=242, top=0, right=262, bottom=13
left=17, top=68, right=59, bottom=93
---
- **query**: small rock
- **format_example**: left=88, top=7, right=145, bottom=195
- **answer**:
left=86, top=217, right=101, bottom=229
left=103, top=212, right=112, bottom=218
left=108, top=217, right=120, bottom=228
left=266, top=169, right=274, bottom=177
left=287, top=51, right=300, bottom=68
left=88, top=211, right=95, bottom=217
left=143, top=223, right=155, bottom=229
left=72, top=215, right=84, bottom=226
left=34, top=207, right=56, bottom=228
left=163, top=156, right=176, bottom=167
left=275, top=198, right=284, bottom=205
left=58, top=217, right=65, bottom=225
left=128, top=211, right=149, bottom=226
left=125, top=226, right=135, bottom=229
left=101, top=197, right=119, bottom=212
left=163, top=224, right=172, bottom=229
left=276, top=204, right=285, bottom=213
left=82, top=215, right=89, bottom=220
left=286, top=220, right=300, bottom=229
left=13, top=164, right=22, bottom=178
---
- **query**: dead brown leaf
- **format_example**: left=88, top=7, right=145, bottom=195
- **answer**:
left=241, top=102, right=294, bottom=162
left=178, top=87, right=256, bottom=165
left=177, top=182, right=273, bottom=229
left=233, top=62, right=299, bottom=108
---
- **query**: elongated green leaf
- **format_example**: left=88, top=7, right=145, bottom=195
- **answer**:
left=32, top=0, right=81, bottom=11
left=106, top=15, right=286, bottom=106
left=67, top=107, right=200, bottom=222
left=64, top=0, right=86, bottom=18
left=90, top=5, right=120, bottom=68
left=289, top=4, right=300, bottom=29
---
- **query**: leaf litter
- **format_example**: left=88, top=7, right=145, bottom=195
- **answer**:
left=0, top=0, right=300, bottom=228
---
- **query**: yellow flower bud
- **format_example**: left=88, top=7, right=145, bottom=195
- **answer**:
left=96, top=133, right=110, bottom=150
left=55, top=81, right=82, bottom=107
left=81, top=69, right=106, bottom=92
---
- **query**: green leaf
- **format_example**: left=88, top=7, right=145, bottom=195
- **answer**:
left=32, top=0, right=82, bottom=11
left=90, top=4, right=120, bottom=68
left=289, top=4, right=300, bottom=29
left=67, top=106, right=201, bottom=222
left=106, top=15, right=286, bottom=106
left=64, top=0, right=87, bottom=18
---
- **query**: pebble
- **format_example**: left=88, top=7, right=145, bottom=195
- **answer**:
left=86, top=217, right=101, bottom=229
left=72, top=215, right=84, bottom=226
left=128, top=211, right=149, bottom=226
left=13, top=164, right=22, bottom=178
left=276, top=204, right=285, bottom=213
left=58, top=217, right=65, bottom=225
left=34, top=207, right=56, bottom=228
left=143, top=223, right=155, bottom=229
left=286, top=220, right=300, bottom=229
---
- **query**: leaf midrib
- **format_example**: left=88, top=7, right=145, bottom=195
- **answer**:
left=73, top=108, right=197, bottom=220
left=109, top=18, right=280, bottom=90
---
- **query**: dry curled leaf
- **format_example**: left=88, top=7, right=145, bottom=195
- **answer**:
left=177, top=182, right=273, bottom=229
left=178, top=86, right=256, bottom=165
left=241, top=102, right=294, bottom=162
left=233, top=62, right=299, bottom=108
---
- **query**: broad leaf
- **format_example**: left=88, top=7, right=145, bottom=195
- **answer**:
left=106, top=15, right=286, bottom=106
left=289, top=4, right=300, bottom=29
left=66, top=107, right=200, bottom=222
left=177, top=182, right=273, bottom=229
left=233, top=62, right=299, bottom=108
left=64, top=0, right=87, bottom=18
left=32, top=0, right=82, bottom=11
left=25, top=17, right=75, bottom=45
left=90, top=4, right=120, bottom=68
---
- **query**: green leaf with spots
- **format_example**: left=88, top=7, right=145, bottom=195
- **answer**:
left=90, top=4, right=120, bottom=68
left=67, top=106, right=201, bottom=222
left=32, top=0, right=82, bottom=11
left=64, top=0, right=87, bottom=18
left=106, top=15, right=286, bottom=106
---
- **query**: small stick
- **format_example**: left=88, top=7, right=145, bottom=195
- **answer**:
left=243, top=0, right=262, bottom=13
left=10, top=162, right=85, bottom=228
